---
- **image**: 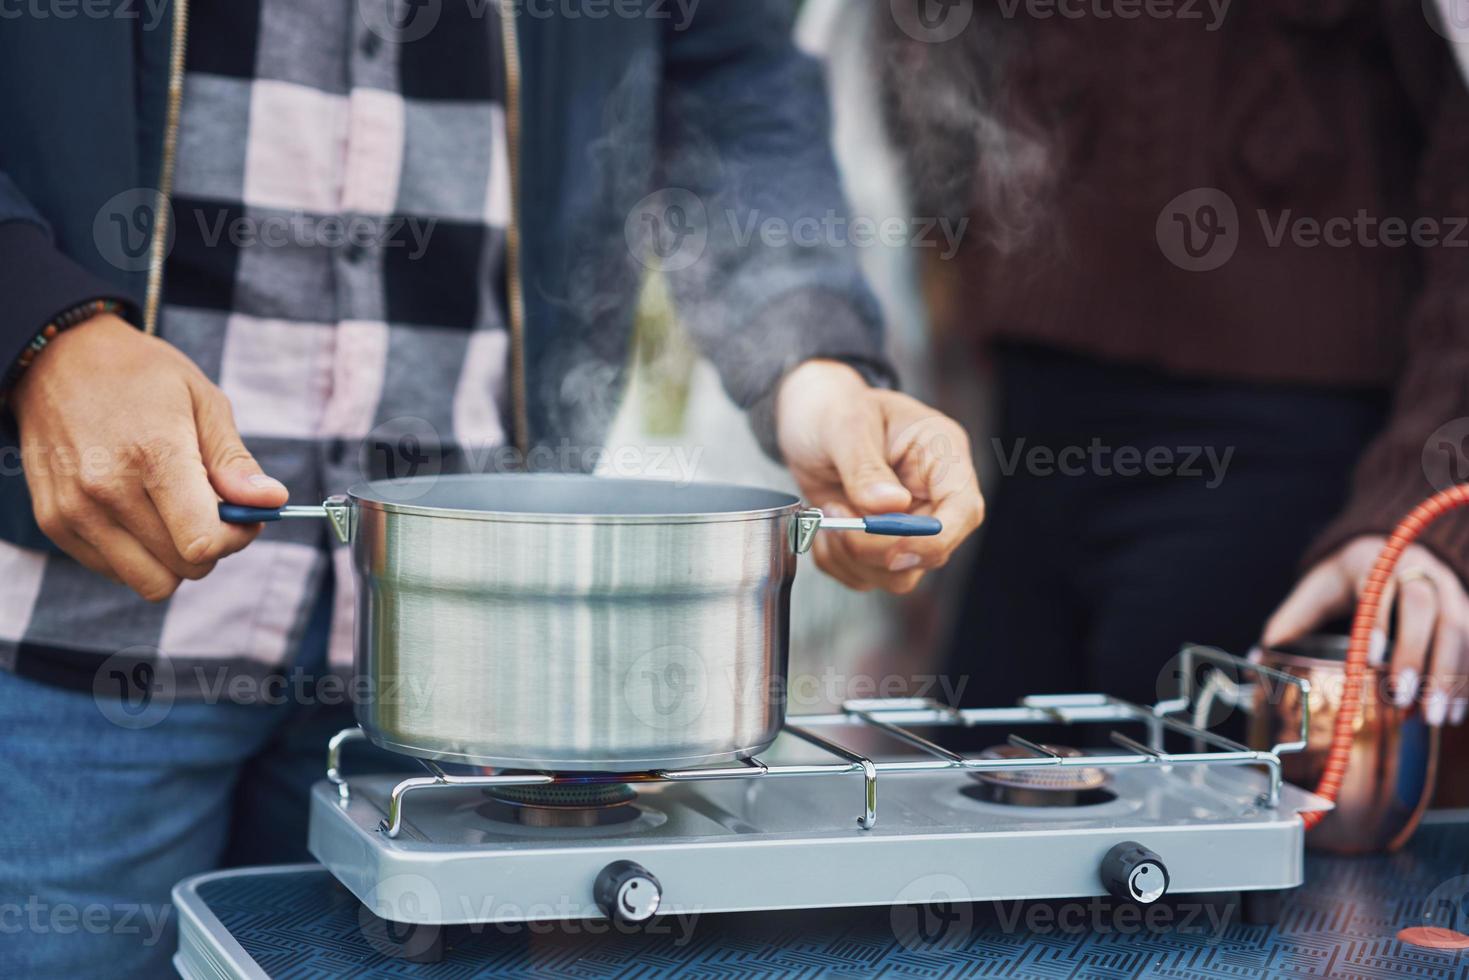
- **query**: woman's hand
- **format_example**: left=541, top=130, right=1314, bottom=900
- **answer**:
left=775, top=359, right=984, bottom=594
left=1263, top=536, right=1469, bottom=726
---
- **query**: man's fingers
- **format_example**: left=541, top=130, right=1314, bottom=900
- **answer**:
left=1390, top=576, right=1438, bottom=710
left=194, top=385, right=289, bottom=508
left=10, top=319, right=270, bottom=596
left=816, top=501, right=933, bottom=579
left=812, top=526, right=925, bottom=595
left=814, top=531, right=897, bottom=592
left=100, top=483, right=221, bottom=580
left=885, top=481, right=983, bottom=570
left=137, top=422, right=251, bottom=565
left=888, top=403, right=975, bottom=504
left=817, top=501, right=912, bottom=569
left=31, top=481, right=121, bottom=584
left=784, top=383, right=979, bottom=584
left=881, top=404, right=982, bottom=569
left=86, top=523, right=183, bottom=602
left=142, top=385, right=280, bottom=566
left=51, top=493, right=181, bottom=601
left=811, top=533, right=874, bottom=592
left=46, top=526, right=120, bottom=584
left=65, top=436, right=219, bottom=579
left=826, top=400, right=912, bottom=515
left=820, top=440, right=983, bottom=575
left=1262, top=562, right=1354, bottom=648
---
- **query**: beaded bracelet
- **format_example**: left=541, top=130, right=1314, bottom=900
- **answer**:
left=0, top=299, right=123, bottom=399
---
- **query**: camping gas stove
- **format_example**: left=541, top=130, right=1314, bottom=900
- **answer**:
left=307, top=646, right=1329, bottom=945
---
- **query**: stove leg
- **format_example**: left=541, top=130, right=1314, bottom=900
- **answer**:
left=1239, top=888, right=1287, bottom=927
left=357, top=905, right=446, bottom=964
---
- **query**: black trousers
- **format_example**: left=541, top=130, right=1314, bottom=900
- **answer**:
left=946, top=345, right=1387, bottom=711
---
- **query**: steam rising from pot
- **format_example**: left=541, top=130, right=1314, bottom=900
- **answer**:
left=877, top=1, right=1054, bottom=254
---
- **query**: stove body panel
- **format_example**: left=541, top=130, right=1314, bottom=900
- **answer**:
left=310, top=765, right=1322, bottom=926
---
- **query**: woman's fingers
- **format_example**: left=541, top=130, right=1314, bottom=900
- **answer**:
left=1427, top=593, right=1469, bottom=726
left=1381, top=551, right=1469, bottom=727
left=1262, top=560, right=1353, bottom=648
left=1389, top=572, right=1438, bottom=710
left=1267, top=538, right=1469, bottom=727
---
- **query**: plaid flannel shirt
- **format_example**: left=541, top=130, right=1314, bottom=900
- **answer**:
left=0, top=0, right=511, bottom=693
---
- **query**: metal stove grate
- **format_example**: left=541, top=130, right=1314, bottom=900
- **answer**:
left=326, top=645, right=1310, bottom=838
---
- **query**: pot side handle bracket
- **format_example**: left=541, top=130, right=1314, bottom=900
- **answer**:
left=219, top=494, right=353, bottom=544
left=792, top=508, right=823, bottom=554
left=792, top=507, right=943, bottom=554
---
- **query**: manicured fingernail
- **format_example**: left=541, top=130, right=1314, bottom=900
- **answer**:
left=1425, top=689, right=1449, bottom=727
left=249, top=474, right=286, bottom=491
left=1368, top=629, right=1388, bottom=666
left=1393, top=668, right=1419, bottom=708
left=1450, top=698, right=1467, bottom=726
left=888, top=553, right=922, bottom=572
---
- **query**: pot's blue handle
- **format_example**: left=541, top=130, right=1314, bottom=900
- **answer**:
left=862, top=514, right=942, bottom=537
left=219, top=504, right=287, bottom=524
left=218, top=498, right=351, bottom=543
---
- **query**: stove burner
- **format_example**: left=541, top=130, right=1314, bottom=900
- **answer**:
left=478, top=781, right=641, bottom=828
left=964, top=745, right=1114, bottom=807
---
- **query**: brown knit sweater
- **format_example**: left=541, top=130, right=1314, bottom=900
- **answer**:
left=881, top=0, right=1469, bottom=578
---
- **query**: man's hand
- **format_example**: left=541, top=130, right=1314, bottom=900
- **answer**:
left=776, top=359, right=983, bottom=594
left=10, top=314, right=287, bottom=600
left=1264, top=536, right=1469, bottom=727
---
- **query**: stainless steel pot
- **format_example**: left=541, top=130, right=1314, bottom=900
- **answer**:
left=220, top=474, right=939, bottom=772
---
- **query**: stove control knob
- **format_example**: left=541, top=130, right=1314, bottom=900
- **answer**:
left=1101, top=841, right=1169, bottom=904
left=594, top=861, right=662, bottom=924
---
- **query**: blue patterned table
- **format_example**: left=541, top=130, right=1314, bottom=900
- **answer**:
left=180, top=816, right=1469, bottom=979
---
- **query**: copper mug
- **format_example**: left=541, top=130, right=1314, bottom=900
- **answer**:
left=1249, top=634, right=1440, bottom=854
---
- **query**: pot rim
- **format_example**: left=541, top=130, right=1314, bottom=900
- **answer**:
left=1256, top=647, right=1390, bottom=678
left=346, top=473, right=806, bottom=525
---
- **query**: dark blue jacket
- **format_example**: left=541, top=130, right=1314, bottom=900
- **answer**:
left=0, top=0, right=891, bottom=550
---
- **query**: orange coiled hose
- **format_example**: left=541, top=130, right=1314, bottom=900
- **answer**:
left=1301, top=483, right=1469, bottom=830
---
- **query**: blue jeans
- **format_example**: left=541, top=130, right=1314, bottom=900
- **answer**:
left=0, top=584, right=377, bottom=978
